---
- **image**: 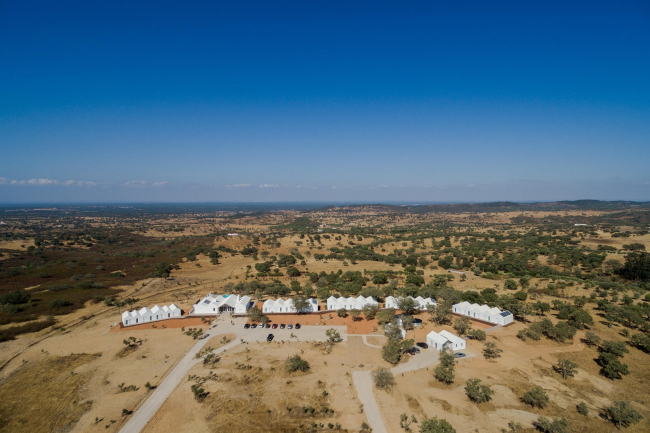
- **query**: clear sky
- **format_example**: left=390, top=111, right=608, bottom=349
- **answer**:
left=1, top=1, right=649, bottom=203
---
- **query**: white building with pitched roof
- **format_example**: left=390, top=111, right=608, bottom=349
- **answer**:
left=452, top=302, right=513, bottom=325
left=385, top=295, right=436, bottom=310
left=327, top=295, right=378, bottom=311
left=122, top=303, right=182, bottom=326
left=192, top=293, right=253, bottom=315
left=426, top=330, right=466, bottom=351
left=262, top=297, right=318, bottom=313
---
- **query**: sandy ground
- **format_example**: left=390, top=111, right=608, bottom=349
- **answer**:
left=2, top=209, right=650, bottom=433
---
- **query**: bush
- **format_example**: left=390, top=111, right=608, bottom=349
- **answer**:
left=607, top=401, right=643, bottom=430
left=555, top=358, right=578, bottom=379
left=48, top=284, right=71, bottom=292
left=419, top=416, right=456, bottom=433
left=325, top=328, right=341, bottom=342
left=483, top=342, right=502, bottom=360
left=362, top=304, right=379, bottom=320
left=372, top=368, right=395, bottom=391
left=532, top=416, right=569, bottom=433
left=464, top=378, right=494, bottom=403
left=597, top=353, right=629, bottom=380
left=468, top=329, right=486, bottom=341
left=285, top=355, right=310, bottom=373
left=601, top=340, right=629, bottom=357
left=376, top=308, right=396, bottom=325
left=583, top=331, right=601, bottom=347
left=109, top=271, right=126, bottom=278
left=434, top=348, right=455, bottom=384
left=630, top=333, right=650, bottom=353
left=0, top=291, right=30, bottom=305
left=522, top=386, right=549, bottom=408
left=49, top=299, right=72, bottom=308
left=577, top=402, right=589, bottom=416
left=382, top=339, right=402, bottom=365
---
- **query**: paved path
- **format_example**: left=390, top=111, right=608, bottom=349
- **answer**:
left=119, top=318, right=347, bottom=433
left=352, top=337, right=440, bottom=433
left=353, top=370, right=388, bottom=433
left=361, top=334, right=384, bottom=349
left=119, top=329, right=241, bottom=433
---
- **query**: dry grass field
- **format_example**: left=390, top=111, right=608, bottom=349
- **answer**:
left=1, top=204, right=649, bottom=432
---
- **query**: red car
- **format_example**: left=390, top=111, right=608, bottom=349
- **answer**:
left=271, top=323, right=278, bottom=329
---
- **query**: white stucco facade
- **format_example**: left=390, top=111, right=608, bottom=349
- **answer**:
left=452, top=301, right=513, bottom=325
left=192, top=294, right=252, bottom=315
left=385, top=295, right=436, bottom=310
left=262, top=297, right=319, bottom=313
left=326, top=295, right=378, bottom=311
left=122, top=303, right=181, bottom=326
left=426, top=330, right=466, bottom=351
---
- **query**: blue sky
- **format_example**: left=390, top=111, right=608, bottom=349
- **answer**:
left=1, top=1, right=649, bottom=203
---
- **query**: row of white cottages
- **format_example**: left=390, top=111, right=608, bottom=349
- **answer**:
left=452, top=302, right=513, bottom=326
left=122, top=304, right=182, bottom=326
left=326, top=295, right=378, bottom=311
left=262, top=297, right=319, bottom=313
left=385, top=296, right=436, bottom=310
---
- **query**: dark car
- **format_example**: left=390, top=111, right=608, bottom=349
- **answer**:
left=295, top=323, right=301, bottom=329
left=287, top=324, right=293, bottom=329
left=244, top=323, right=250, bottom=329
left=406, top=348, right=418, bottom=355
left=280, top=324, right=286, bottom=329
left=265, top=323, right=271, bottom=328
left=416, top=342, right=428, bottom=349
left=454, top=353, right=466, bottom=358
left=272, top=324, right=278, bottom=329
left=267, top=334, right=274, bottom=342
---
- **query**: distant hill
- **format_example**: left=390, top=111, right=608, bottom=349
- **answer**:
left=317, top=200, right=650, bottom=214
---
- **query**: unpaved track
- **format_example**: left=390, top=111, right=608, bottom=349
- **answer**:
left=353, top=339, right=439, bottom=433
left=119, top=319, right=347, bottom=433
left=353, top=370, right=388, bottom=433
left=118, top=325, right=241, bottom=433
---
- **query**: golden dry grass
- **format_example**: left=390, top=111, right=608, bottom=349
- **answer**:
left=0, top=353, right=101, bottom=433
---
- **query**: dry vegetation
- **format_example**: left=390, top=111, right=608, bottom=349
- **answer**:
left=1, top=201, right=650, bottom=432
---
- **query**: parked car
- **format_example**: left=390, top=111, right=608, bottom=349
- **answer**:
left=295, top=323, right=301, bottom=329
left=416, top=342, right=428, bottom=349
left=406, top=348, right=419, bottom=355
left=454, top=353, right=466, bottom=358
left=287, top=324, right=293, bottom=329
left=265, top=323, right=271, bottom=328
left=267, top=334, right=274, bottom=342
left=244, top=323, right=250, bottom=329
left=280, top=324, right=286, bottom=329
left=258, top=323, right=264, bottom=328
left=272, top=324, right=278, bottom=329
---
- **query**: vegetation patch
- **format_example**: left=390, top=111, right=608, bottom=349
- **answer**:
left=0, top=353, right=100, bottom=433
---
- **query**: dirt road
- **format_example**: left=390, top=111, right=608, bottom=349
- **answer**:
left=118, top=318, right=347, bottom=433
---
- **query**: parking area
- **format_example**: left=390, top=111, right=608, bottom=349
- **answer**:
left=209, top=316, right=348, bottom=343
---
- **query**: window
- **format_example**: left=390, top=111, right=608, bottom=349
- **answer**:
left=136, top=319, right=139, bottom=323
